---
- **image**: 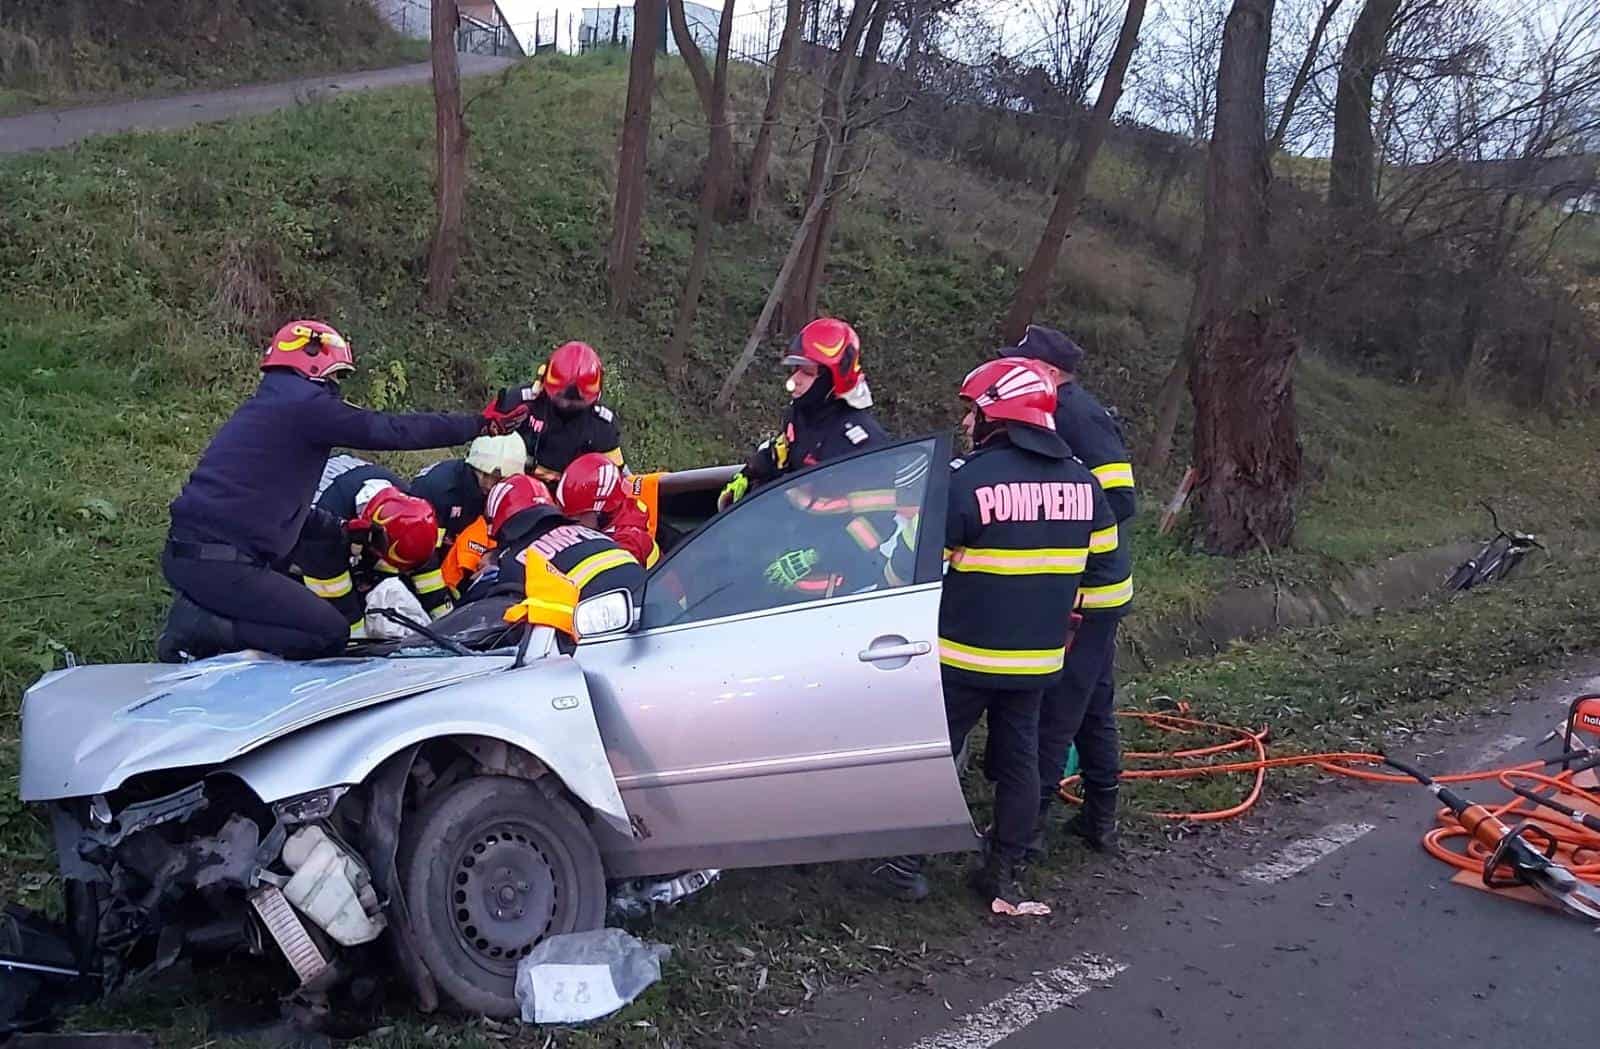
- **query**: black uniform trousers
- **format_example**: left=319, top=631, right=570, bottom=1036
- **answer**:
left=1037, top=612, right=1123, bottom=800
left=161, top=534, right=350, bottom=661
left=943, top=671, right=1042, bottom=861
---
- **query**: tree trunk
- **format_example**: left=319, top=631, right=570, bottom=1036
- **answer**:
left=746, top=0, right=804, bottom=222
left=1268, top=0, right=1346, bottom=155
left=665, top=0, right=738, bottom=378
left=1001, top=0, right=1147, bottom=343
left=607, top=0, right=665, bottom=311
left=1141, top=350, right=1190, bottom=474
left=1186, top=0, right=1302, bottom=555
left=425, top=0, right=467, bottom=313
left=904, top=0, right=927, bottom=85
left=1327, top=0, right=1400, bottom=211
left=669, top=0, right=741, bottom=217
left=781, top=0, right=886, bottom=331
left=715, top=139, right=838, bottom=411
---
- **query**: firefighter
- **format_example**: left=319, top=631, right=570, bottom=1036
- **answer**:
left=305, top=455, right=454, bottom=637
left=158, top=319, right=525, bottom=663
left=494, top=341, right=625, bottom=486
left=878, top=358, right=1120, bottom=908
left=718, top=317, right=897, bottom=597
left=1005, top=325, right=1136, bottom=853
left=556, top=452, right=659, bottom=567
left=409, top=433, right=528, bottom=545
left=465, top=475, right=645, bottom=606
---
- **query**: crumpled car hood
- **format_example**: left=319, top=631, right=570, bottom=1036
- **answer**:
left=19, top=651, right=514, bottom=801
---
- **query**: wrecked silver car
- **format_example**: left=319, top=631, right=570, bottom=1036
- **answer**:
left=16, top=436, right=976, bottom=1018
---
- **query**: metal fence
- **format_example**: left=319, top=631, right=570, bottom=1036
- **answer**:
left=577, top=3, right=797, bottom=61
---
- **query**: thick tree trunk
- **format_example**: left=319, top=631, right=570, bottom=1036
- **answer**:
left=1327, top=0, right=1400, bottom=211
left=1186, top=0, right=1302, bottom=555
left=669, top=0, right=741, bottom=216
left=607, top=0, right=665, bottom=311
left=1268, top=0, right=1346, bottom=155
left=779, top=0, right=880, bottom=332
left=745, top=0, right=804, bottom=222
left=1001, top=0, right=1147, bottom=343
left=665, top=0, right=738, bottom=378
left=424, top=0, right=467, bottom=312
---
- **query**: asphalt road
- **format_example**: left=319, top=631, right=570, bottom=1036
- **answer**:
left=0, top=55, right=518, bottom=155
left=761, top=659, right=1600, bottom=1049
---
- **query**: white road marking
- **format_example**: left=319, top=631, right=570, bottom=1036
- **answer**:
left=904, top=953, right=1127, bottom=1049
left=1239, top=822, right=1377, bottom=884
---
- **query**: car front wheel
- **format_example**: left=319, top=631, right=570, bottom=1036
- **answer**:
left=398, top=774, right=606, bottom=1017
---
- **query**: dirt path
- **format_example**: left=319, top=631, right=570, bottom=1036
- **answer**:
left=0, top=55, right=517, bottom=155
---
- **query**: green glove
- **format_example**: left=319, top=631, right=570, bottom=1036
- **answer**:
left=765, top=548, right=819, bottom=589
left=718, top=472, right=751, bottom=511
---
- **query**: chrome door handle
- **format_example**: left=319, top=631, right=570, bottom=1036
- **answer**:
left=858, top=641, right=931, bottom=662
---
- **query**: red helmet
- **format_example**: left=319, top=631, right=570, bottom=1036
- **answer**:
left=487, top=474, right=556, bottom=538
left=541, top=341, right=604, bottom=408
left=359, top=488, right=439, bottom=572
left=261, top=320, right=354, bottom=381
left=784, top=318, right=863, bottom=396
left=959, top=357, right=1067, bottom=457
left=556, top=453, right=627, bottom=519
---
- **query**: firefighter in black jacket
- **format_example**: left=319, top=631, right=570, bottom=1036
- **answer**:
left=494, top=341, right=626, bottom=487
left=158, top=319, right=524, bottom=663
left=305, top=455, right=454, bottom=638
left=1006, top=325, right=1136, bottom=852
left=891, top=357, right=1119, bottom=908
left=719, top=317, right=896, bottom=597
left=464, top=475, right=645, bottom=607
left=409, top=433, right=528, bottom=545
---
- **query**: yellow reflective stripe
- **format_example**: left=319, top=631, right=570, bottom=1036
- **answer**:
left=603, top=447, right=625, bottom=465
left=304, top=572, right=353, bottom=599
left=1076, top=575, right=1134, bottom=609
left=376, top=560, right=401, bottom=575
left=1089, top=524, right=1119, bottom=554
left=412, top=569, right=447, bottom=594
left=938, top=638, right=1065, bottom=675
left=429, top=601, right=454, bottom=619
left=847, top=489, right=897, bottom=513
left=1092, top=462, right=1136, bottom=490
left=645, top=542, right=661, bottom=569
left=348, top=620, right=368, bottom=640
left=846, top=516, right=882, bottom=551
left=948, top=547, right=1087, bottom=575
left=566, top=548, right=639, bottom=589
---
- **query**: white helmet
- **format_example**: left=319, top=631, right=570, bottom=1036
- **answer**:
left=466, top=433, right=527, bottom=479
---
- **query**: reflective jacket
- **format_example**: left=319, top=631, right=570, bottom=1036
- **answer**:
left=464, top=506, right=645, bottom=606
left=1054, top=383, right=1136, bottom=524
left=409, top=458, right=486, bottom=543
left=497, top=387, right=625, bottom=485
left=938, top=436, right=1119, bottom=690
left=168, top=370, right=478, bottom=563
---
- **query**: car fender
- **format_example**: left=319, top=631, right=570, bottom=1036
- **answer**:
left=224, top=655, right=631, bottom=836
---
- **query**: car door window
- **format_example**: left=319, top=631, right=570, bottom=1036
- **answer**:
left=641, top=439, right=937, bottom=630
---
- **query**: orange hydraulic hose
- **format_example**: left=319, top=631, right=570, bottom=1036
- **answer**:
left=1054, top=701, right=1600, bottom=888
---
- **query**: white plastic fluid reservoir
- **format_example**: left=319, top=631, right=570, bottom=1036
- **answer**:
left=281, top=826, right=387, bottom=946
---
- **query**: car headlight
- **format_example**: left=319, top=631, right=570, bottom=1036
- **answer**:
left=574, top=590, right=634, bottom=637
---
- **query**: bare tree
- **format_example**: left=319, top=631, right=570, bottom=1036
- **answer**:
left=1327, top=0, right=1402, bottom=210
left=665, top=0, right=738, bottom=378
left=746, top=0, right=804, bottom=222
left=1187, top=0, right=1302, bottom=554
left=670, top=0, right=742, bottom=217
left=425, top=0, right=467, bottom=312
left=1267, top=0, right=1348, bottom=154
left=1135, top=0, right=1229, bottom=141
left=607, top=0, right=665, bottom=310
left=1002, top=0, right=1148, bottom=342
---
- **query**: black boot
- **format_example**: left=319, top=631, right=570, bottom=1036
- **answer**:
left=156, top=594, right=238, bottom=663
left=1065, top=785, right=1120, bottom=854
left=968, top=851, right=1023, bottom=906
left=870, top=855, right=929, bottom=902
left=1025, top=797, right=1054, bottom=863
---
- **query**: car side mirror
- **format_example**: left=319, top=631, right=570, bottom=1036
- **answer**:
left=574, top=589, right=637, bottom=638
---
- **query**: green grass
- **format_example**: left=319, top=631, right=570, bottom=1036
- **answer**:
left=1, top=48, right=1598, bottom=1046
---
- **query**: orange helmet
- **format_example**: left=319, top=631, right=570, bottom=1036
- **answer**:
left=541, top=341, right=604, bottom=409
left=487, top=474, right=556, bottom=538
left=358, top=488, right=439, bottom=572
left=262, top=320, right=354, bottom=381
left=784, top=318, right=863, bottom=396
left=556, top=452, right=627, bottom=520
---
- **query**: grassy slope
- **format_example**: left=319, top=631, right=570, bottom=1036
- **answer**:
left=0, top=0, right=430, bottom=115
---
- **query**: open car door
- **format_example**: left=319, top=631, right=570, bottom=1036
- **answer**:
left=577, top=435, right=977, bottom=878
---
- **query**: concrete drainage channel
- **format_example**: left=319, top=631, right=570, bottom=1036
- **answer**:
left=1119, top=541, right=1486, bottom=672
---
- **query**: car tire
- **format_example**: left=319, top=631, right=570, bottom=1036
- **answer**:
left=398, top=774, right=606, bottom=1017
